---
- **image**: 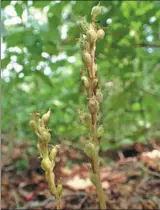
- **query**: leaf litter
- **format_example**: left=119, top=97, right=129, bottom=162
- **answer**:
left=1, top=136, right=160, bottom=209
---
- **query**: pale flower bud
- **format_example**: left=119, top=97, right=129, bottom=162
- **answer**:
left=81, top=76, right=89, bottom=89
left=84, top=142, right=96, bottom=159
left=57, top=184, right=63, bottom=197
left=88, top=98, right=99, bottom=114
left=87, top=25, right=97, bottom=43
left=79, top=112, right=91, bottom=126
left=29, top=120, right=37, bottom=132
left=79, top=17, right=89, bottom=32
left=80, top=40, right=89, bottom=51
left=82, top=50, right=91, bottom=68
left=96, top=125, right=104, bottom=138
left=97, top=29, right=105, bottom=41
left=91, top=3, right=102, bottom=19
left=42, top=130, right=51, bottom=143
left=79, top=35, right=89, bottom=50
left=96, top=89, right=103, bottom=102
left=83, top=113, right=91, bottom=125
left=33, top=112, right=40, bottom=123
left=49, top=146, right=58, bottom=161
left=41, top=157, right=52, bottom=171
left=93, top=78, right=99, bottom=88
left=42, top=109, right=51, bottom=126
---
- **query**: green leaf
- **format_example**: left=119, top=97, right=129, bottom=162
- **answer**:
left=32, top=1, right=50, bottom=8
left=2, top=0, right=10, bottom=8
left=5, top=27, right=25, bottom=47
left=1, top=57, right=10, bottom=69
left=35, top=71, right=53, bottom=87
left=14, top=3, right=23, bottom=17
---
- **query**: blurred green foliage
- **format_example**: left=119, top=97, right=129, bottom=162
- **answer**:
left=2, top=1, right=160, bottom=150
left=14, top=159, right=29, bottom=171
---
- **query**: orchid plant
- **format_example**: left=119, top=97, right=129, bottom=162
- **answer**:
left=78, top=3, right=107, bottom=209
left=30, top=110, right=63, bottom=209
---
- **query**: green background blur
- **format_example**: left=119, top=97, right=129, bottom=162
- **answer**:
left=2, top=1, right=160, bottom=150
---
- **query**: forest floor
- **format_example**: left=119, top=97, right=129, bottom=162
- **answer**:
left=2, top=135, right=160, bottom=210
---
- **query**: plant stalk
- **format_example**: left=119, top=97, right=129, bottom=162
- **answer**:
left=45, top=170, right=62, bottom=209
left=93, top=171, right=106, bottom=209
left=88, top=39, right=106, bottom=209
left=79, top=5, right=107, bottom=208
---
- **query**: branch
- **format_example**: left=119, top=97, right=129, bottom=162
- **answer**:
left=136, top=43, right=160, bottom=48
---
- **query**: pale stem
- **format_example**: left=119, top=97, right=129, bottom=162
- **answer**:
left=86, top=22, right=107, bottom=209
left=45, top=170, right=62, bottom=210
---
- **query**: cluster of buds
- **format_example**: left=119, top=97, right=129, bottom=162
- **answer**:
left=77, top=109, right=91, bottom=127
left=79, top=4, right=105, bottom=80
left=91, top=3, right=103, bottom=21
left=81, top=76, right=90, bottom=89
left=96, top=125, right=104, bottom=139
left=29, top=110, right=63, bottom=208
left=84, top=142, right=100, bottom=180
left=84, top=142, right=98, bottom=161
left=78, top=3, right=106, bottom=145
left=88, top=96, right=99, bottom=114
left=96, top=88, right=103, bottom=102
left=29, top=110, right=51, bottom=144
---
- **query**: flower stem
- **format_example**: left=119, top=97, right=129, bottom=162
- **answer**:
left=91, top=158, right=106, bottom=209
left=89, top=23, right=106, bottom=210
left=79, top=4, right=107, bottom=208
left=45, top=170, right=62, bottom=209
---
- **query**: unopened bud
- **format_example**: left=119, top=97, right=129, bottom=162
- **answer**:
left=83, top=113, right=91, bottom=125
left=84, top=142, right=96, bottom=159
left=49, top=146, right=58, bottom=161
left=87, top=25, right=97, bottom=43
left=93, top=78, right=99, bottom=88
left=29, top=120, right=37, bottom=132
left=80, top=40, right=89, bottom=51
left=33, top=112, right=40, bottom=122
left=42, top=110, right=51, bottom=126
left=91, top=3, right=102, bottom=19
left=82, top=50, right=91, bottom=68
left=96, top=89, right=103, bottom=102
left=96, top=125, right=104, bottom=138
left=79, top=17, right=89, bottom=32
left=57, top=184, right=63, bottom=197
left=97, top=29, right=105, bottom=41
left=81, top=76, right=89, bottom=89
left=79, top=35, right=89, bottom=50
left=42, top=131, right=51, bottom=143
left=79, top=112, right=91, bottom=126
left=41, top=157, right=52, bottom=171
left=88, top=98, right=99, bottom=114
